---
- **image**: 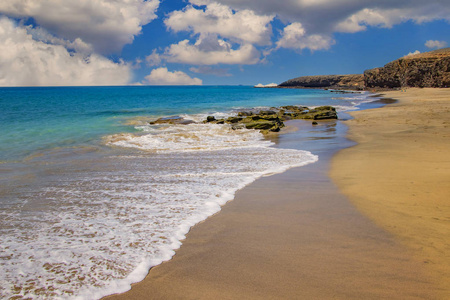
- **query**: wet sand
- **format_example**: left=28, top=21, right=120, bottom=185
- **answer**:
left=331, top=88, right=450, bottom=297
left=107, top=116, right=439, bottom=299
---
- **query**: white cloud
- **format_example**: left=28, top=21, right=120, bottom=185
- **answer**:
left=165, top=2, right=274, bottom=45
left=0, top=0, right=160, bottom=53
left=0, top=17, right=131, bottom=87
left=146, top=50, right=163, bottom=67
left=143, top=68, right=202, bottom=85
left=164, top=36, right=260, bottom=65
left=425, top=40, right=448, bottom=49
left=404, top=50, right=421, bottom=57
left=276, top=23, right=335, bottom=51
left=207, top=0, right=450, bottom=35
left=334, top=8, right=393, bottom=33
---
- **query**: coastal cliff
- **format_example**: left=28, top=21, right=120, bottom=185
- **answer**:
left=364, top=48, right=450, bottom=88
left=278, top=48, right=450, bottom=90
left=278, top=74, right=364, bottom=90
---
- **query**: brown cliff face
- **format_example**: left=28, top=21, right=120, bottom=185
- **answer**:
left=278, top=74, right=364, bottom=90
left=364, top=48, right=450, bottom=88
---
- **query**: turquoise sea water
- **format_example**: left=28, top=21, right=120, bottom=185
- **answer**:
left=0, top=86, right=375, bottom=299
left=0, top=86, right=369, bottom=162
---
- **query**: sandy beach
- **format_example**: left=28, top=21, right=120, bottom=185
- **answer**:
left=106, top=88, right=450, bottom=300
left=331, top=88, right=450, bottom=297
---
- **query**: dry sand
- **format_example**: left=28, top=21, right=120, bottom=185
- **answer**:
left=331, top=88, right=450, bottom=297
left=106, top=112, right=443, bottom=299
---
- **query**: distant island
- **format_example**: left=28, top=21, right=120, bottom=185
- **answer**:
left=259, top=48, right=450, bottom=90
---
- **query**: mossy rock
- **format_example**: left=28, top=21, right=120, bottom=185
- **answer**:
left=244, top=120, right=277, bottom=130
left=226, top=116, right=243, bottom=123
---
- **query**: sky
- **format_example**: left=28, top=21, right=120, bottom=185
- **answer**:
left=0, top=0, right=449, bottom=86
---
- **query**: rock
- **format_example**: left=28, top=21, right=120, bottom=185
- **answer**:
left=315, top=105, right=336, bottom=111
left=280, top=105, right=308, bottom=112
left=312, top=121, right=318, bottom=125
left=243, top=116, right=284, bottom=132
left=259, top=110, right=277, bottom=115
left=364, top=48, right=450, bottom=88
left=206, top=116, right=216, bottom=122
left=311, top=110, right=338, bottom=120
left=283, top=106, right=337, bottom=120
left=226, top=116, right=243, bottom=123
left=244, top=120, right=279, bottom=130
left=237, top=111, right=253, bottom=117
left=150, top=116, right=195, bottom=125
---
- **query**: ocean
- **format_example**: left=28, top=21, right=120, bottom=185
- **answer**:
left=0, top=86, right=375, bottom=299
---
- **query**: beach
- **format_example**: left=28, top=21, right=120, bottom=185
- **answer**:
left=107, top=88, right=450, bottom=299
left=331, top=88, right=450, bottom=297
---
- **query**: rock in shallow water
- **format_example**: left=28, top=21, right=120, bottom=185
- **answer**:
left=204, top=105, right=337, bottom=134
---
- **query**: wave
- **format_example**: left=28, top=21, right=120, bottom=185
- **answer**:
left=1, top=121, right=318, bottom=299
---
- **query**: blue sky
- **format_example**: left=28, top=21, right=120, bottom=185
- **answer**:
left=0, top=0, right=449, bottom=86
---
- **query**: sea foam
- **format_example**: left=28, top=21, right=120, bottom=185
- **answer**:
left=0, top=123, right=317, bottom=299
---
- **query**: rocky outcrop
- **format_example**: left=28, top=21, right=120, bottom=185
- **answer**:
left=364, top=48, right=450, bottom=88
left=205, top=105, right=337, bottom=134
left=278, top=74, right=364, bottom=90
left=149, top=116, right=195, bottom=125
left=148, top=106, right=338, bottom=135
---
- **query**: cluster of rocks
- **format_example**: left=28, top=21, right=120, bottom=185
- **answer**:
left=148, top=106, right=338, bottom=135
left=204, top=105, right=337, bottom=134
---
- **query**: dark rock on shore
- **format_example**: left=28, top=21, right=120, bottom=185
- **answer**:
left=364, top=48, right=450, bottom=88
left=204, top=105, right=337, bottom=134
left=278, top=74, right=364, bottom=90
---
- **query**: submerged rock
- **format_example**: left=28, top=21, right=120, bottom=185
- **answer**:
left=150, top=116, right=195, bottom=125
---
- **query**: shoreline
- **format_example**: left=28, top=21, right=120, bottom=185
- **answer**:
left=330, top=88, right=450, bottom=297
left=106, top=96, right=442, bottom=299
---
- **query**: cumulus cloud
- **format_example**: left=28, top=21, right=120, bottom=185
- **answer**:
left=425, top=40, right=448, bottom=49
left=404, top=50, right=421, bottom=57
left=276, top=23, right=335, bottom=51
left=0, top=0, right=160, bottom=53
left=146, top=50, right=163, bottom=67
left=165, top=2, right=274, bottom=45
left=168, top=0, right=450, bottom=56
left=206, top=0, right=450, bottom=35
left=164, top=35, right=260, bottom=65
left=142, top=68, right=202, bottom=85
left=0, top=17, right=131, bottom=87
left=334, top=8, right=395, bottom=33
